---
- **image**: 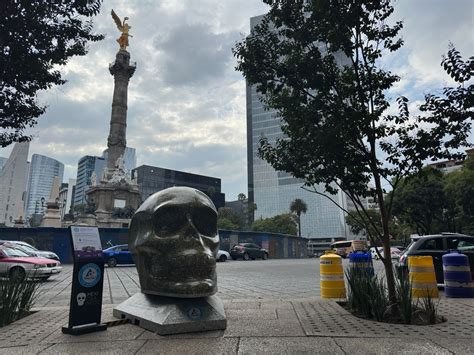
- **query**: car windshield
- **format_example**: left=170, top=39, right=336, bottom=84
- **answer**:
left=1, top=247, right=30, bottom=257
left=19, top=243, right=38, bottom=251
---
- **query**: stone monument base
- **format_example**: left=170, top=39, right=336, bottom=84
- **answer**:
left=113, top=292, right=226, bottom=335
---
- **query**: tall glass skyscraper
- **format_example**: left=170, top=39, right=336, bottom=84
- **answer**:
left=25, top=154, right=64, bottom=218
left=247, top=15, right=350, bottom=239
left=0, top=142, right=30, bottom=225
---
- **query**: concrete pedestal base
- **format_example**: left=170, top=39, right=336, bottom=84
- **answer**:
left=113, top=293, right=226, bottom=335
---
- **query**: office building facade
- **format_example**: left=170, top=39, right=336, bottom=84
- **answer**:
left=59, top=178, right=76, bottom=219
left=247, top=15, right=350, bottom=239
left=131, top=165, right=225, bottom=209
left=25, top=154, right=64, bottom=218
left=0, top=142, right=30, bottom=226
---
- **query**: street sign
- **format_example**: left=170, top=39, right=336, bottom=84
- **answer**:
left=62, top=226, right=107, bottom=335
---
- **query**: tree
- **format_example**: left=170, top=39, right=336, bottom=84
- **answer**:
left=391, top=167, right=447, bottom=235
left=444, top=156, right=474, bottom=235
left=218, top=207, right=245, bottom=230
left=0, top=0, right=104, bottom=147
left=233, top=1, right=473, bottom=305
left=290, top=198, right=307, bottom=237
left=251, top=213, right=298, bottom=235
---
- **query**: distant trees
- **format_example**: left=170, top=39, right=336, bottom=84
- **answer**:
left=0, top=0, right=104, bottom=147
left=391, top=156, right=474, bottom=236
left=252, top=213, right=298, bottom=236
left=290, top=198, right=307, bottom=237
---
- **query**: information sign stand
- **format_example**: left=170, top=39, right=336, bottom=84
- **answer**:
left=62, top=226, right=107, bottom=335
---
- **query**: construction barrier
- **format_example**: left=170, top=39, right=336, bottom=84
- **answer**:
left=320, top=251, right=346, bottom=299
left=443, top=250, right=474, bottom=298
left=349, top=251, right=374, bottom=276
left=408, top=256, right=439, bottom=298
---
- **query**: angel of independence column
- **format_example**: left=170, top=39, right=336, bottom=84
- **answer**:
left=107, top=9, right=136, bottom=175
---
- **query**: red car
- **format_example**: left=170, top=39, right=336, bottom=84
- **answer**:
left=0, top=245, right=62, bottom=281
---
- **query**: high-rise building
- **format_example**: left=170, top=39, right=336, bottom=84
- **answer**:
left=74, top=155, right=106, bottom=206
left=247, top=15, right=350, bottom=239
left=74, top=147, right=136, bottom=207
left=24, top=154, right=64, bottom=219
left=0, top=157, right=8, bottom=173
left=131, top=165, right=225, bottom=209
left=59, top=178, right=76, bottom=219
left=0, top=142, right=30, bottom=226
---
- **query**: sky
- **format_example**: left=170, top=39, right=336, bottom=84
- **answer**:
left=1, top=0, right=473, bottom=201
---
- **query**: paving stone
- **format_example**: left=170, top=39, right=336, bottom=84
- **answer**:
left=136, top=338, right=238, bottom=354
left=0, top=344, right=53, bottom=355
left=427, top=337, right=474, bottom=355
left=138, top=329, right=225, bottom=340
left=225, top=309, right=277, bottom=320
left=41, top=323, right=145, bottom=344
left=225, top=302, right=261, bottom=310
left=41, top=340, right=146, bottom=354
left=334, top=337, right=451, bottom=355
left=238, top=336, right=344, bottom=354
left=224, top=318, right=305, bottom=337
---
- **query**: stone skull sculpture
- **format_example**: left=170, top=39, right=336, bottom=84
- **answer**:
left=129, top=187, right=219, bottom=298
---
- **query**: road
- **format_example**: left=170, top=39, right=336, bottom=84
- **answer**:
left=35, top=258, right=391, bottom=307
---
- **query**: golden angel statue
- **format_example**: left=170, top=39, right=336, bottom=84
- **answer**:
left=111, top=9, right=132, bottom=50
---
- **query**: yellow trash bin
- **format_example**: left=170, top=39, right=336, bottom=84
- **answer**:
left=408, top=256, right=439, bottom=298
left=320, top=251, right=346, bottom=299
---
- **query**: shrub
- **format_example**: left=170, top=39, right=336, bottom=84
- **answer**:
left=0, top=276, right=40, bottom=327
left=395, top=266, right=412, bottom=324
left=345, top=266, right=387, bottom=321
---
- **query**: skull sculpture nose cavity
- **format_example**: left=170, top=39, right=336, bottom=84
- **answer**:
left=129, top=186, right=219, bottom=298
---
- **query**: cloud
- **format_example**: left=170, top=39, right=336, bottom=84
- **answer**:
left=154, top=23, right=239, bottom=87
left=1, top=0, right=472, bottom=201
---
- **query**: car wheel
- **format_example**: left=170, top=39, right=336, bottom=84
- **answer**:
left=108, top=257, right=118, bottom=267
left=9, top=267, right=26, bottom=282
left=40, top=276, right=50, bottom=281
left=263, top=253, right=268, bottom=260
left=243, top=253, right=250, bottom=261
left=219, top=254, right=227, bottom=262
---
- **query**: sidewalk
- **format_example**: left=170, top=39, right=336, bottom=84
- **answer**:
left=0, top=297, right=473, bottom=354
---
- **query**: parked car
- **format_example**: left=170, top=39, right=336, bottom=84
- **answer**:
left=216, top=250, right=230, bottom=262
left=230, top=243, right=268, bottom=261
left=0, top=240, right=60, bottom=261
left=0, top=245, right=62, bottom=281
left=397, top=233, right=474, bottom=284
left=370, top=247, right=402, bottom=260
left=103, top=244, right=134, bottom=267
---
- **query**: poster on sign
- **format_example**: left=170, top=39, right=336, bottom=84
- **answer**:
left=62, top=226, right=107, bottom=335
left=70, top=226, right=103, bottom=259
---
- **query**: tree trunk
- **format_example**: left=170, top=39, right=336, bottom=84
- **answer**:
left=382, top=240, right=397, bottom=305
left=298, top=214, right=301, bottom=237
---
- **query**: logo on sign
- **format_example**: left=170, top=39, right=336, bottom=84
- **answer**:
left=78, top=263, right=101, bottom=288
left=186, top=307, right=202, bottom=320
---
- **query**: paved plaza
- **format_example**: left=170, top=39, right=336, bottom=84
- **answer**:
left=1, top=259, right=473, bottom=354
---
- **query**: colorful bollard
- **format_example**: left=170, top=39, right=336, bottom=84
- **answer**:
left=349, top=251, right=374, bottom=277
left=443, top=250, right=474, bottom=298
left=408, top=256, right=439, bottom=298
left=320, top=251, right=346, bottom=299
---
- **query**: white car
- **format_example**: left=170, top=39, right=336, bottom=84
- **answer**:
left=0, top=245, right=62, bottom=281
left=216, top=250, right=230, bottom=262
left=370, top=247, right=402, bottom=260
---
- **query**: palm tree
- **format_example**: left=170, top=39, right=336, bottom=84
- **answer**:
left=290, top=198, right=308, bottom=237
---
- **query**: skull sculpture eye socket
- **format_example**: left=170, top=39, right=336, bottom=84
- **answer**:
left=153, top=205, right=188, bottom=237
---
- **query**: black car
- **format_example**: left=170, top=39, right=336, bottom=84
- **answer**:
left=397, top=233, right=474, bottom=284
left=230, top=243, right=269, bottom=261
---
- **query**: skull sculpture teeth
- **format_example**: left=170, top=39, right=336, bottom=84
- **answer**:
left=129, top=187, right=219, bottom=298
